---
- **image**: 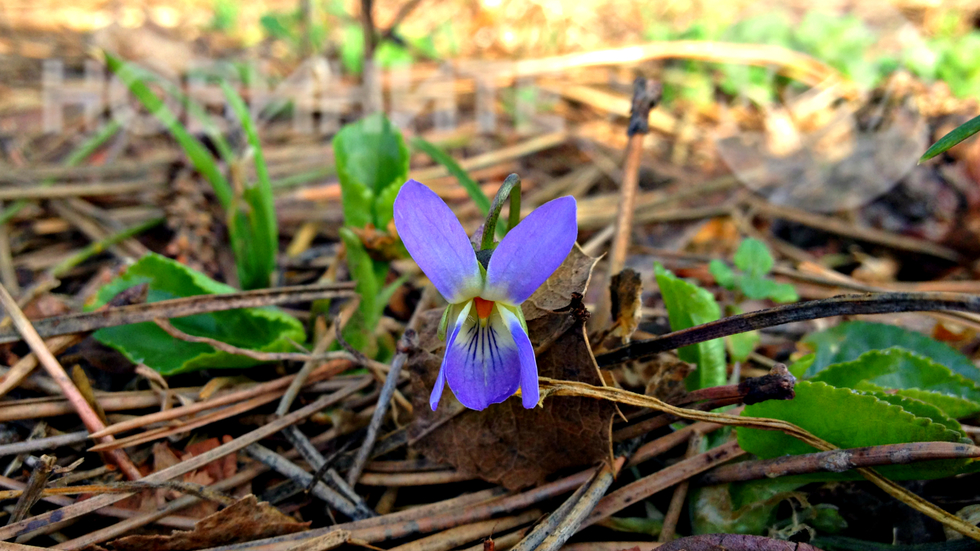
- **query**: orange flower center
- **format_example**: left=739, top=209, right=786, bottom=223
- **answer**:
left=474, top=297, right=494, bottom=319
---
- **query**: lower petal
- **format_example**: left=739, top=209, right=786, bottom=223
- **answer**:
left=499, top=306, right=539, bottom=408
left=444, top=304, right=521, bottom=410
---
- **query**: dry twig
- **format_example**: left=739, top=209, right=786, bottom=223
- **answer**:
left=0, top=282, right=141, bottom=480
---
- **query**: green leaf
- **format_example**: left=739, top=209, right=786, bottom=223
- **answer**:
left=802, top=321, right=980, bottom=383
left=788, top=353, right=815, bottom=379
left=597, top=516, right=663, bottom=537
left=738, top=276, right=780, bottom=301
left=811, top=348, right=980, bottom=418
left=733, top=238, right=774, bottom=278
left=90, top=254, right=304, bottom=376
left=884, top=388, right=980, bottom=421
left=654, top=263, right=726, bottom=390
left=767, top=281, right=799, bottom=303
left=221, top=81, right=278, bottom=290
left=738, top=381, right=970, bottom=480
left=740, top=275, right=798, bottom=303
left=341, top=24, right=365, bottom=74
left=921, top=114, right=980, bottom=162
left=708, top=259, right=736, bottom=289
left=333, top=113, right=410, bottom=229
left=727, top=330, right=760, bottom=363
left=339, top=227, right=387, bottom=354
left=105, top=53, right=233, bottom=208
left=691, top=479, right=805, bottom=535
left=865, top=388, right=965, bottom=435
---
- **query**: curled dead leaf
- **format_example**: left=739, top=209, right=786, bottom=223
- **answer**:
left=522, top=243, right=598, bottom=321
left=105, top=495, right=308, bottom=551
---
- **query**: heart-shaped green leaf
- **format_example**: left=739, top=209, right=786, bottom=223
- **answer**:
left=333, top=113, right=409, bottom=229
left=738, top=381, right=970, bottom=480
left=91, top=253, right=305, bottom=376
left=811, top=348, right=980, bottom=419
left=802, top=321, right=980, bottom=383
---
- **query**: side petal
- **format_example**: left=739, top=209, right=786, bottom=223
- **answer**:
left=428, top=362, right=447, bottom=411
left=394, top=180, right=482, bottom=303
left=499, top=306, right=539, bottom=408
left=444, top=305, right=521, bottom=410
left=484, top=196, right=577, bottom=304
left=432, top=302, right=470, bottom=410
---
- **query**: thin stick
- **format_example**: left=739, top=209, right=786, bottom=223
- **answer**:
left=534, top=458, right=623, bottom=551
left=58, top=417, right=417, bottom=550
left=0, top=480, right=235, bottom=505
left=347, top=332, right=412, bottom=486
left=0, top=282, right=141, bottom=480
left=87, top=391, right=285, bottom=452
left=746, top=195, right=962, bottom=262
left=0, top=282, right=356, bottom=344
left=0, top=202, right=18, bottom=295
left=277, top=308, right=358, bottom=417
left=1, top=385, right=359, bottom=542
left=699, top=441, right=980, bottom=484
left=49, top=217, right=165, bottom=278
left=0, top=335, right=81, bottom=398
left=541, top=379, right=980, bottom=541
left=583, top=440, right=744, bottom=529
left=356, top=470, right=471, bottom=486
left=629, top=422, right=723, bottom=467
left=347, top=288, right=432, bottom=486
left=89, top=359, right=353, bottom=439
left=323, top=467, right=374, bottom=518
left=596, top=292, right=980, bottom=366
left=154, top=318, right=353, bottom=363
left=245, top=444, right=361, bottom=519
left=386, top=510, right=542, bottom=551
left=0, top=431, right=89, bottom=458
left=378, top=0, right=424, bottom=43
left=511, top=464, right=607, bottom=551
left=0, top=474, right=196, bottom=531
left=609, top=78, right=661, bottom=275
left=659, top=431, right=703, bottom=541
left=458, top=527, right=529, bottom=551
left=7, top=455, right=56, bottom=525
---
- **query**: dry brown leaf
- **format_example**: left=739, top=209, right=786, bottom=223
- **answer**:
left=643, top=354, right=695, bottom=403
left=521, top=243, right=598, bottom=321
left=408, top=248, right=613, bottom=490
left=106, top=495, right=309, bottom=551
left=285, top=529, right=352, bottom=551
left=609, top=268, right=642, bottom=344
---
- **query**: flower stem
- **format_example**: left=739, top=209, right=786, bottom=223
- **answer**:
left=480, top=173, right=522, bottom=251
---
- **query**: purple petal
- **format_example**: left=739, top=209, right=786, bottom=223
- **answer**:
left=429, top=363, right=447, bottom=411
left=394, top=180, right=482, bottom=304
left=444, top=304, right=520, bottom=410
left=500, top=307, right=539, bottom=408
left=431, top=302, right=470, bottom=410
left=484, top=196, right=577, bottom=304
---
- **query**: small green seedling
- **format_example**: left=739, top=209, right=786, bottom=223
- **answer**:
left=709, top=238, right=798, bottom=303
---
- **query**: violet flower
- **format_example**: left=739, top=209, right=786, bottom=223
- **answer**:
left=394, top=179, right=577, bottom=411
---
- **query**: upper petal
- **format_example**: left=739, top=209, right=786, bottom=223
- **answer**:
left=444, top=304, right=521, bottom=410
left=484, top=196, right=577, bottom=304
left=394, top=180, right=482, bottom=303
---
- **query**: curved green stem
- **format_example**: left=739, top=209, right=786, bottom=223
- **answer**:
left=480, top=173, right=521, bottom=251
